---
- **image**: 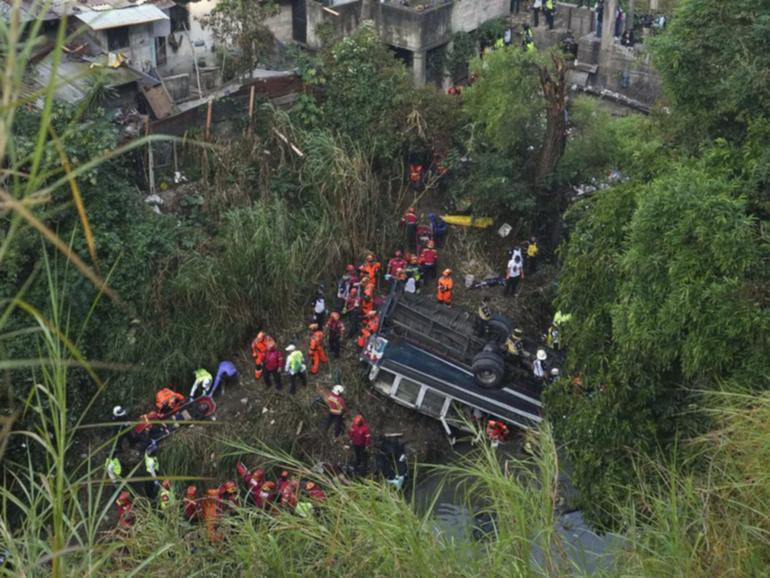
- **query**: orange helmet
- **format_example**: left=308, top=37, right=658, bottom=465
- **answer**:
left=353, top=415, right=364, bottom=426
left=280, top=470, right=289, bottom=478
left=117, top=491, right=131, bottom=505
left=427, top=240, right=435, bottom=249
left=225, top=480, right=237, bottom=493
left=161, top=480, right=171, bottom=490
left=305, top=481, right=316, bottom=491
left=330, top=311, right=340, bottom=321
left=308, top=323, right=319, bottom=331
left=257, top=331, right=265, bottom=340
left=443, top=268, right=452, bottom=276
left=186, top=485, right=197, bottom=497
left=263, top=481, right=276, bottom=491
left=254, top=468, right=265, bottom=481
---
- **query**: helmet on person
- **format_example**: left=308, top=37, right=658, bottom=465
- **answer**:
left=113, top=406, right=127, bottom=418
left=308, top=323, right=319, bottom=331
left=353, top=415, right=364, bottom=426
left=536, top=349, right=547, bottom=361
left=346, top=264, right=355, bottom=272
left=332, top=385, right=345, bottom=395
left=550, top=368, right=560, bottom=377
left=513, top=328, right=524, bottom=338
left=263, top=481, right=276, bottom=491
left=161, top=480, right=171, bottom=490
left=366, top=310, right=377, bottom=318
left=254, top=468, right=265, bottom=481
left=410, top=255, right=418, bottom=263
left=366, top=253, right=374, bottom=262
left=186, top=485, right=197, bottom=497
left=257, top=331, right=265, bottom=340
left=330, top=311, right=340, bottom=321
left=117, top=491, right=131, bottom=505
left=225, top=480, right=237, bottom=493
left=395, top=250, right=402, bottom=258
left=442, top=268, right=452, bottom=276
left=285, top=344, right=296, bottom=352
left=280, top=470, right=289, bottom=479
left=305, top=481, right=316, bottom=491
left=427, top=240, right=435, bottom=249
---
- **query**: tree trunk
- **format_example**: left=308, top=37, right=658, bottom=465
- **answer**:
left=535, top=54, right=568, bottom=189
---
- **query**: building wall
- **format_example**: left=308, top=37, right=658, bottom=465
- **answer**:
left=95, top=23, right=157, bottom=73
left=306, top=0, right=362, bottom=49
left=450, top=0, right=507, bottom=34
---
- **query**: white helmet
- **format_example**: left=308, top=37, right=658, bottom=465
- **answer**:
left=113, top=406, right=127, bottom=418
left=332, top=385, right=344, bottom=395
left=550, top=368, right=560, bottom=376
left=285, top=344, right=296, bottom=352
left=536, top=349, right=547, bottom=361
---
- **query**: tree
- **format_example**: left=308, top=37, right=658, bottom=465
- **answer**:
left=203, top=0, right=279, bottom=78
left=547, top=154, right=770, bottom=526
left=652, top=0, right=770, bottom=144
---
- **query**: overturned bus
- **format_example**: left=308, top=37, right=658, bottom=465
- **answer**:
left=362, top=292, right=543, bottom=440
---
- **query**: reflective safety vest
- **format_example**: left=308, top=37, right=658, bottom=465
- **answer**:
left=478, top=303, right=492, bottom=321
left=105, top=457, right=122, bottom=477
left=527, top=242, right=539, bottom=258
left=159, top=487, right=174, bottom=510
left=545, top=0, right=554, bottom=9
left=194, top=368, right=212, bottom=381
left=287, top=350, right=304, bottom=374
left=144, top=454, right=159, bottom=476
left=326, top=393, right=346, bottom=415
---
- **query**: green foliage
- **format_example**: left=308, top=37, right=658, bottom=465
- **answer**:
left=651, top=0, right=770, bottom=144
left=318, top=26, right=412, bottom=160
left=446, top=31, right=475, bottom=83
left=548, top=154, right=770, bottom=526
left=203, top=0, right=280, bottom=78
left=464, top=48, right=543, bottom=156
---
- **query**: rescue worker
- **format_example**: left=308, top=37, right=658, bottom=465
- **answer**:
left=547, top=367, right=561, bottom=385
left=326, top=312, right=345, bottom=359
left=357, top=310, right=380, bottom=349
left=308, top=324, right=329, bottom=375
left=386, top=250, right=407, bottom=288
left=544, top=0, right=555, bottom=29
left=190, top=367, right=213, bottom=398
left=344, top=287, right=362, bottom=339
left=485, top=420, right=509, bottom=448
left=401, top=207, right=418, bottom=252
left=475, top=296, right=493, bottom=337
left=183, top=485, right=201, bottom=522
left=348, top=415, right=372, bottom=470
left=104, top=456, right=122, bottom=483
left=211, top=360, right=237, bottom=397
left=115, top=491, right=134, bottom=529
left=144, top=450, right=160, bottom=499
left=276, top=470, right=291, bottom=494
left=202, top=488, right=223, bottom=541
left=284, top=344, right=308, bottom=394
left=505, top=328, right=531, bottom=367
left=320, top=384, right=346, bottom=437
left=263, top=339, right=284, bottom=390
left=359, top=254, right=381, bottom=290
left=311, top=286, right=327, bottom=327
left=409, top=163, right=423, bottom=190
left=155, top=387, right=185, bottom=414
left=304, top=481, right=326, bottom=502
left=505, top=252, right=524, bottom=297
left=437, top=269, right=454, bottom=306
left=533, top=349, right=547, bottom=382
left=218, top=480, right=239, bottom=513
left=251, top=331, right=270, bottom=380
left=394, top=268, right=408, bottom=294
left=419, top=240, right=438, bottom=280
left=159, top=479, right=174, bottom=511
left=256, top=481, right=277, bottom=510
left=279, top=478, right=299, bottom=511
left=404, top=255, right=421, bottom=293
left=522, top=23, right=535, bottom=51
left=111, top=405, right=130, bottom=456
left=360, top=277, right=375, bottom=317
left=336, top=265, right=357, bottom=309
left=526, top=236, right=539, bottom=274
left=237, top=464, right=265, bottom=505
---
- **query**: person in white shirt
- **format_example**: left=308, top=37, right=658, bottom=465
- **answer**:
left=505, top=253, right=524, bottom=296
left=532, top=0, right=543, bottom=27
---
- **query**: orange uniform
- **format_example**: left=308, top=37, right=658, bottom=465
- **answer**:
left=203, top=488, right=223, bottom=542
left=357, top=312, right=380, bottom=348
left=309, top=327, right=328, bottom=374
left=359, top=255, right=381, bottom=290
left=155, top=388, right=186, bottom=414
left=251, top=332, right=270, bottom=379
left=361, top=283, right=375, bottom=316
left=437, top=270, right=454, bottom=305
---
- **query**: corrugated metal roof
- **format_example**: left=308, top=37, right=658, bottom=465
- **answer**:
left=75, top=4, right=168, bottom=30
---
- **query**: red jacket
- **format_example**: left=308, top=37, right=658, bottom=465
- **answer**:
left=419, top=248, right=437, bottom=265
left=349, top=422, right=371, bottom=447
left=263, top=349, right=284, bottom=372
left=387, top=257, right=407, bottom=277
